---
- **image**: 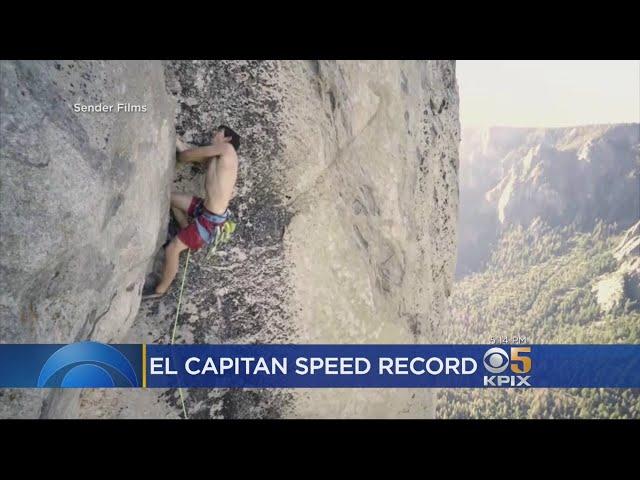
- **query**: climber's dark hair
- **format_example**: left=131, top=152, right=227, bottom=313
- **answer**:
left=219, top=125, right=240, bottom=152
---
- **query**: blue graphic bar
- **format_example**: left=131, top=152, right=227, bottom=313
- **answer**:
left=1, top=343, right=637, bottom=388
left=0, top=342, right=142, bottom=388
left=144, top=344, right=640, bottom=388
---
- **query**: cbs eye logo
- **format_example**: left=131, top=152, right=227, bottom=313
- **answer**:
left=37, top=341, right=139, bottom=388
left=483, top=347, right=532, bottom=374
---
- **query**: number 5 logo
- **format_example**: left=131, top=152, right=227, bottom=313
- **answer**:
left=510, top=347, right=532, bottom=374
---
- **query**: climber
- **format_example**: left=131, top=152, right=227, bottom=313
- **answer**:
left=142, top=125, right=241, bottom=300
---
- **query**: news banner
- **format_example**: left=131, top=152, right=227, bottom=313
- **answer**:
left=0, top=342, right=638, bottom=388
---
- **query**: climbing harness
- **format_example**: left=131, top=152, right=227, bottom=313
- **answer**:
left=192, top=203, right=238, bottom=261
left=205, top=218, right=237, bottom=261
left=169, top=210, right=237, bottom=419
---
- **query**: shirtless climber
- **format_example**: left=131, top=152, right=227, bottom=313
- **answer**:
left=142, top=125, right=240, bottom=299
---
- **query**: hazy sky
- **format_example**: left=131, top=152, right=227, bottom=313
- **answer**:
left=456, top=60, right=639, bottom=128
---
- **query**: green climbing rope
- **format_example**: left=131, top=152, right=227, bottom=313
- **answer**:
left=169, top=219, right=236, bottom=419
left=171, top=248, right=191, bottom=419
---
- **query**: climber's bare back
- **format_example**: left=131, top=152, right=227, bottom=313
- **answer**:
left=203, top=149, right=238, bottom=214
left=176, top=131, right=238, bottom=215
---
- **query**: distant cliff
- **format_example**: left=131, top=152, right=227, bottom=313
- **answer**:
left=457, top=124, right=639, bottom=276
left=1, top=60, right=460, bottom=418
left=593, top=220, right=640, bottom=313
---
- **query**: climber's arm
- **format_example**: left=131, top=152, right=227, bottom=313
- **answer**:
left=177, top=146, right=214, bottom=164
left=177, top=144, right=232, bottom=164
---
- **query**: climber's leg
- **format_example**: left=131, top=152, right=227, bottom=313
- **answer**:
left=171, top=192, right=195, bottom=229
left=155, top=236, right=190, bottom=295
left=171, top=192, right=193, bottom=212
left=172, top=207, right=190, bottom=229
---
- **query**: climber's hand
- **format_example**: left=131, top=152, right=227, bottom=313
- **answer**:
left=176, top=137, right=189, bottom=153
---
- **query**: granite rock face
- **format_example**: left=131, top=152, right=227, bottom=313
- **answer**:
left=0, top=60, right=175, bottom=417
left=79, top=60, right=460, bottom=419
left=1, top=60, right=460, bottom=418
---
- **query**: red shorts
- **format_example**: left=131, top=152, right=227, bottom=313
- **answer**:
left=177, top=196, right=207, bottom=250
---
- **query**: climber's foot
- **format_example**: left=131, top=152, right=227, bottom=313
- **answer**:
left=141, top=275, right=168, bottom=301
left=141, top=291, right=165, bottom=301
